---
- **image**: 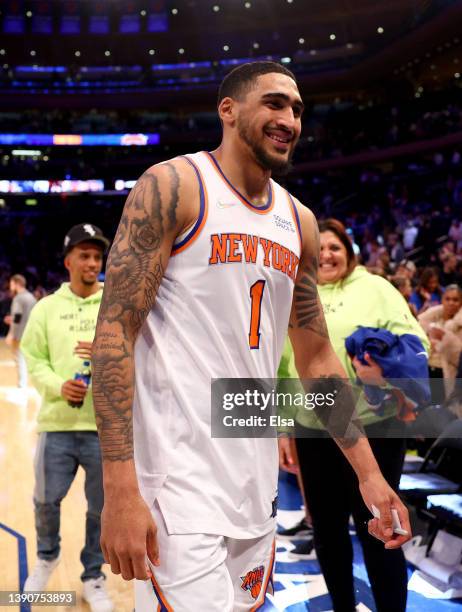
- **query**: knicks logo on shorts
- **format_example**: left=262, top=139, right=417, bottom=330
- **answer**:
left=240, top=565, right=265, bottom=600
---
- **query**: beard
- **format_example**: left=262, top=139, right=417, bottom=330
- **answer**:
left=82, top=274, right=98, bottom=286
left=237, top=115, right=295, bottom=177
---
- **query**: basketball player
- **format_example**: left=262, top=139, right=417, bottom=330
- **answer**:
left=92, top=62, right=411, bottom=610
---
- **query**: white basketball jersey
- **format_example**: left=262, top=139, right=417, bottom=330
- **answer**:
left=133, top=151, right=302, bottom=538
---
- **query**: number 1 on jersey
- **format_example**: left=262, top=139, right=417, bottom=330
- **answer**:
left=249, top=280, right=266, bottom=349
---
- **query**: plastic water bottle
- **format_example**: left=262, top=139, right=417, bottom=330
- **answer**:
left=68, top=360, right=91, bottom=408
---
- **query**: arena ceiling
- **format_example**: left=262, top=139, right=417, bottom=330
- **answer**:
left=0, top=0, right=461, bottom=107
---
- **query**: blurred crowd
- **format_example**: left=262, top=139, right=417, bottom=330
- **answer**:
left=2, top=91, right=462, bottom=351
left=1, top=88, right=461, bottom=164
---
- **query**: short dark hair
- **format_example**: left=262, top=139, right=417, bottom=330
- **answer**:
left=217, top=61, right=297, bottom=105
left=318, top=218, right=357, bottom=279
left=10, top=274, right=26, bottom=287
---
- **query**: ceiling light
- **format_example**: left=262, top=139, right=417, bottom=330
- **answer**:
left=30, top=50, right=36, bottom=56
left=178, top=48, right=185, bottom=55
left=213, top=5, right=220, bottom=11
left=26, top=10, right=32, bottom=17
left=105, top=50, right=111, bottom=57
left=0, top=50, right=5, bottom=55
left=75, top=50, right=81, bottom=57
left=171, top=8, right=178, bottom=14
left=140, top=10, right=146, bottom=16
left=223, top=45, right=229, bottom=51
left=455, top=73, right=461, bottom=79
left=287, top=0, right=293, bottom=4
left=149, top=49, right=155, bottom=55
left=281, top=57, right=291, bottom=64
left=377, top=26, right=384, bottom=34
left=298, top=38, right=305, bottom=44
left=12, top=149, right=42, bottom=156
left=329, top=33, right=336, bottom=41
left=253, top=42, right=259, bottom=49
left=244, top=1, right=251, bottom=7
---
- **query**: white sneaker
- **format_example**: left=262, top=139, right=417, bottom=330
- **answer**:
left=23, top=556, right=60, bottom=591
left=83, top=577, right=114, bottom=612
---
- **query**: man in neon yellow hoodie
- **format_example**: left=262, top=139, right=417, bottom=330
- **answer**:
left=20, top=224, right=114, bottom=612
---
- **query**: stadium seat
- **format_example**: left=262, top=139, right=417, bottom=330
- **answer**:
left=400, top=419, right=462, bottom=502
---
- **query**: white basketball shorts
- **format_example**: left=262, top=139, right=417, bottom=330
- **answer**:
left=135, top=501, right=275, bottom=611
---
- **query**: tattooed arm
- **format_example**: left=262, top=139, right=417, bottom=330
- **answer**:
left=286, top=204, right=411, bottom=548
left=92, top=158, right=198, bottom=580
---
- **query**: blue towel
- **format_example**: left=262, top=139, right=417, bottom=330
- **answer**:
left=345, top=327, right=431, bottom=412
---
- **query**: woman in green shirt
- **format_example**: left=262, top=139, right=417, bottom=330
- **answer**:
left=279, top=218, right=429, bottom=612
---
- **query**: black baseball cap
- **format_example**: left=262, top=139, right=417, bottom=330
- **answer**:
left=63, top=223, right=110, bottom=256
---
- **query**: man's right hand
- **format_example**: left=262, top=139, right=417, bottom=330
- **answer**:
left=61, top=379, right=87, bottom=403
left=100, top=491, right=159, bottom=580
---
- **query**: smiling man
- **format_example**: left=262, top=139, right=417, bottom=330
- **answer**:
left=20, top=223, right=114, bottom=612
left=92, top=62, right=411, bottom=611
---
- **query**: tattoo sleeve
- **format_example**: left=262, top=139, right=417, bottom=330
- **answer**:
left=290, top=220, right=328, bottom=338
left=289, top=211, right=364, bottom=449
left=92, top=162, right=180, bottom=461
left=309, top=375, right=365, bottom=449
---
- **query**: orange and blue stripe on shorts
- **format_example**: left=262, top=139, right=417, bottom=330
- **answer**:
left=250, top=539, right=276, bottom=611
left=150, top=573, right=174, bottom=612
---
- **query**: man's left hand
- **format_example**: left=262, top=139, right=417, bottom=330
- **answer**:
left=359, top=472, right=412, bottom=549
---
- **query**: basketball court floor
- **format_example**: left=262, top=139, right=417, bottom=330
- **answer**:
left=1, top=339, right=461, bottom=611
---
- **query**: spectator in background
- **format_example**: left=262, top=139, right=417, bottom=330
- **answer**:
left=365, top=238, right=387, bottom=268
left=4, top=274, right=36, bottom=388
left=387, top=232, right=405, bottom=265
left=395, top=259, right=417, bottom=284
left=418, top=284, right=462, bottom=402
left=448, top=219, right=462, bottom=252
left=439, top=252, right=459, bottom=287
left=403, top=219, right=419, bottom=251
left=410, top=267, right=442, bottom=314
left=390, top=276, right=418, bottom=317
left=33, top=285, right=48, bottom=301
left=414, top=217, right=435, bottom=265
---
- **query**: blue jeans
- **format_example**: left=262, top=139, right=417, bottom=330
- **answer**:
left=33, top=431, right=104, bottom=582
